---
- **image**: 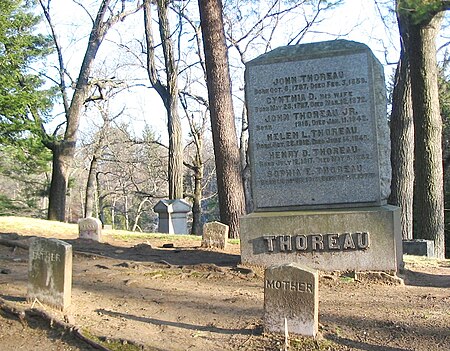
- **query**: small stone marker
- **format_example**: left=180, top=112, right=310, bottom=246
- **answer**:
left=264, top=263, right=318, bottom=337
left=201, top=221, right=229, bottom=249
left=78, top=217, right=102, bottom=242
left=28, top=237, right=72, bottom=310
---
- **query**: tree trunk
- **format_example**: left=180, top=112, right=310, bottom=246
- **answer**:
left=198, top=0, right=246, bottom=238
left=407, top=13, right=445, bottom=258
left=389, top=13, right=414, bottom=240
left=42, top=0, right=139, bottom=222
left=144, top=0, right=183, bottom=200
left=47, top=142, right=75, bottom=221
left=191, top=163, right=204, bottom=235
left=84, top=155, right=98, bottom=218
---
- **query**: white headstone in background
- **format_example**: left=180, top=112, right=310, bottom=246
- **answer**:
left=78, top=217, right=103, bottom=242
left=28, top=237, right=72, bottom=310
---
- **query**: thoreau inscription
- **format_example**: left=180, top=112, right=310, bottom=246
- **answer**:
left=245, top=40, right=390, bottom=210
left=263, top=232, right=370, bottom=252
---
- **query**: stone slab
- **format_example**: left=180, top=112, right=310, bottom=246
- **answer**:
left=403, top=239, right=435, bottom=258
left=264, top=263, right=318, bottom=337
left=27, top=237, right=72, bottom=310
left=201, top=221, right=229, bottom=249
left=78, top=217, right=102, bottom=241
left=245, top=40, right=390, bottom=210
left=240, top=205, right=403, bottom=272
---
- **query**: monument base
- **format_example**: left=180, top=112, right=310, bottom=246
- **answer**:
left=240, top=205, right=403, bottom=272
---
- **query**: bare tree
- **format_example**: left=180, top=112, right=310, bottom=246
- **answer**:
left=396, top=0, right=449, bottom=258
left=143, top=0, right=183, bottom=200
left=389, top=21, right=414, bottom=240
left=38, top=0, right=141, bottom=221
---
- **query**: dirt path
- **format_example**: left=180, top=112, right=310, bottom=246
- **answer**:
left=1, top=232, right=449, bottom=350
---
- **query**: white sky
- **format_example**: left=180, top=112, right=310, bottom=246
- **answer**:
left=42, top=0, right=449, bottom=145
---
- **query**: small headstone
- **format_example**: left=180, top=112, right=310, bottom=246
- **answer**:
left=201, top=221, right=229, bottom=249
left=153, top=199, right=191, bottom=234
left=403, top=239, right=435, bottom=257
left=28, top=237, right=72, bottom=310
left=264, top=263, right=318, bottom=337
left=78, top=217, right=102, bottom=242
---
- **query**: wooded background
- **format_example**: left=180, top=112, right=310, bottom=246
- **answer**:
left=0, top=0, right=449, bottom=257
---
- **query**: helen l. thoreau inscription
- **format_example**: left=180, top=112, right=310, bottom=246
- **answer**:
left=245, top=40, right=390, bottom=210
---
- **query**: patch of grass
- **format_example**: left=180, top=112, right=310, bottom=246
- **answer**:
left=290, top=337, right=340, bottom=350
left=404, top=255, right=450, bottom=268
left=81, top=329, right=143, bottom=351
left=0, top=216, right=78, bottom=237
left=143, top=269, right=179, bottom=278
left=112, top=232, right=202, bottom=242
left=339, top=276, right=354, bottom=283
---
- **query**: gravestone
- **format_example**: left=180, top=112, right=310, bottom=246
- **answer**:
left=28, top=237, right=72, bottom=310
left=154, top=199, right=191, bottom=234
left=264, top=263, right=318, bottom=337
left=78, top=217, right=102, bottom=242
left=403, top=239, right=435, bottom=257
left=201, top=221, right=229, bottom=249
left=240, top=40, right=402, bottom=272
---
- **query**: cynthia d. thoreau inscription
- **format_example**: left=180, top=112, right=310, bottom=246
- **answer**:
left=246, top=40, right=390, bottom=210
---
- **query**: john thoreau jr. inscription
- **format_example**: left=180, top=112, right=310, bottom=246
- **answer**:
left=245, top=40, right=389, bottom=210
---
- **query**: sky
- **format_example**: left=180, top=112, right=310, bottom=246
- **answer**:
left=39, top=0, right=448, bottom=144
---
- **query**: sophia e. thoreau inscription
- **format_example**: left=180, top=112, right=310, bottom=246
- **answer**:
left=245, top=40, right=390, bottom=210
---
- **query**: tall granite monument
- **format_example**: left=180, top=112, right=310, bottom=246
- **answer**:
left=240, top=40, right=402, bottom=272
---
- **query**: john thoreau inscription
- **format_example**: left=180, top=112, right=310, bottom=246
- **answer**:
left=245, top=40, right=390, bottom=210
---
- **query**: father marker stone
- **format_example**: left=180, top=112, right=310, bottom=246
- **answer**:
left=28, top=237, right=72, bottom=310
left=264, top=263, right=318, bottom=337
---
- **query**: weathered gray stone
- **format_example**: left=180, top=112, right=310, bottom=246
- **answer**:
left=264, top=263, right=318, bottom=337
left=245, top=40, right=390, bottom=210
left=201, top=221, right=229, bottom=249
left=27, top=237, right=72, bottom=310
left=78, top=217, right=102, bottom=242
left=240, top=205, right=403, bottom=272
left=403, top=239, right=435, bottom=258
left=154, top=199, right=191, bottom=234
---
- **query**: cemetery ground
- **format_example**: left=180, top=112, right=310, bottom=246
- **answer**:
left=0, top=217, right=449, bottom=351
